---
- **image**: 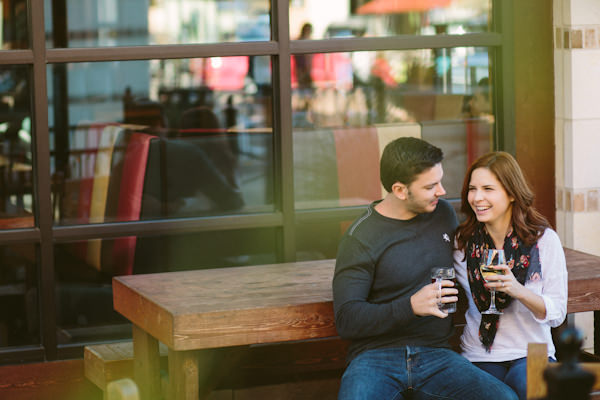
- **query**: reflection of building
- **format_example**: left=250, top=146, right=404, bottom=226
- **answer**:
left=3, top=0, right=600, bottom=398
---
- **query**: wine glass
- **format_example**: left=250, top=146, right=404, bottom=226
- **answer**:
left=479, top=249, right=506, bottom=315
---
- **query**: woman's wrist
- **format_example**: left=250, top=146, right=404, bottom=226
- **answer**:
left=511, top=281, right=527, bottom=300
left=514, top=284, right=547, bottom=319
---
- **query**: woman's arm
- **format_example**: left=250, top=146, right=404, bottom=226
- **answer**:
left=487, top=263, right=547, bottom=318
left=534, top=229, right=568, bottom=326
left=487, top=229, right=568, bottom=324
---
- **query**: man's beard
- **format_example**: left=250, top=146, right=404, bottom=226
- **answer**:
left=406, top=189, right=435, bottom=215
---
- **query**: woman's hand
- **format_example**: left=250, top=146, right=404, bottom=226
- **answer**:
left=484, top=263, right=547, bottom=319
left=484, top=263, right=525, bottom=299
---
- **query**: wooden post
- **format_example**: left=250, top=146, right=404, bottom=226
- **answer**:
left=168, top=349, right=201, bottom=400
left=527, top=343, right=549, bottom=399
left=132, top=324, right=161, bottom=400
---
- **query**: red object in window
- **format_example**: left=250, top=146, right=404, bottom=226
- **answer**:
left=371, top=57, right=397, bottom=87
left=292, top=53, right=352, bottom=89
left=356, top=0, right=451, bottom=14
left=204, top=56, right=249, bottom=91
left=112, top=132, right=155, bottom=275
left=333, top=127, right=381, bottom=206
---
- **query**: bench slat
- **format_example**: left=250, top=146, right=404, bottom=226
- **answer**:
left=84, top=342, right=168, bottom=390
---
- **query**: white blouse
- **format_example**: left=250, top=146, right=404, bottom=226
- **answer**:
left=454, top=228, right=568, bottom=361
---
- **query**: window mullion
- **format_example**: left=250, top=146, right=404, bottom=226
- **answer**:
left=273, top=0, right=296, bottom=262
left=31, top=0, right=59, bottom=361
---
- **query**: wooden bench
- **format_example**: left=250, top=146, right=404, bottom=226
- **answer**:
left=84, top=341, right=169, bottom=399
left=99, top=259, right=467, bottom=399
left=85, top=336, right=350, bottom=398
left=92, top=248, right=600, bottom=399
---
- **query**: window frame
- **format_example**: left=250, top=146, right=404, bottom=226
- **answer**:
left=0, top=0, right=516, bottom=361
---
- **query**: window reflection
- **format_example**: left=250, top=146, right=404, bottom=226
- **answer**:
left=0, top=66, right=34, bottom=224
left=292, top=47, right=493, bottom=209
left=296, top=218, right=354, bottom=261
left=45, top=0, right=271, bottom=48
left=54, top=228, right=277, bottom=344
left=1, top=0, right=28, bottom=49
left=48, top=57, right=274, bottom=226
left=0, top=243, right=38, bottom=348
left=290, top=0, right=490, bottom=39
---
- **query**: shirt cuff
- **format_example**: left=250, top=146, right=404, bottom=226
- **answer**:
left=533, top=294, right=565, bottom=326
left=392, top=296, right=419, bottom=323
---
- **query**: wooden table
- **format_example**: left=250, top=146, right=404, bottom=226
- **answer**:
left=113, top=249, right=600, bottom=400
left=113, top=259, right=337, bottom=400
left=564, top=248, right=600, bottom=314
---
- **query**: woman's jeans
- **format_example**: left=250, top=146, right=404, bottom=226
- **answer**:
left=338, top=346, right=518, bottom=400
left=475, top=357, right=555, bottom=400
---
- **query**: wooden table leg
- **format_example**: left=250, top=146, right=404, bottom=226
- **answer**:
left=168, top=348, right=239, bottom=400
left=132, top=324, right=161, bottom=400
left=168, top=349, right=200, bottom=400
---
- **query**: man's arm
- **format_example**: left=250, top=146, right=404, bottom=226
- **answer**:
left=332, top=237, right=455, bottom=340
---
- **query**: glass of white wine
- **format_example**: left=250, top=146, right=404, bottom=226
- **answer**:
left=480, top=249, right=506, bottom=315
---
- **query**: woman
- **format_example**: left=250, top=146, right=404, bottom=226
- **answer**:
left=454, top=151, right=567, bottom=400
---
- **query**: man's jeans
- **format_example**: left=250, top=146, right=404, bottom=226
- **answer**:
left=338, top=346, right=518, bottom=400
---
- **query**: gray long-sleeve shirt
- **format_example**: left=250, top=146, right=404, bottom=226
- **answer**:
left=332, top=199, right=458, bottom=362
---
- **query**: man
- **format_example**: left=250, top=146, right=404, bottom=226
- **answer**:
left=333, top=137, right=517, bottom=400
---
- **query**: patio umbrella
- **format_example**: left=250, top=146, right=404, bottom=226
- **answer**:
left=356, top=0, right=452, bottom=14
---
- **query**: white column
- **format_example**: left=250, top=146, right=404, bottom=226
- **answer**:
left=554, top=0, right=600, bottom=353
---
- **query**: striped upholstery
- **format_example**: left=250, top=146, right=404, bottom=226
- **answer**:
left=65, top=122, right=114, bottom=261
left=86, top=125, right=123, bottom=270
left=293, top=122, right=422, bottom=209
left=101, top=131, right=156, bottom=276
left=420, top=120, right=469, bottom=200
left=65, top=127, right=250, bottom=277
left=293, top=128, right=340, bottom=209
left=75, top=122, right=115, bottom=223
left=111, top=133, right=155, bottom=276
left=62, top=127, right=156, bottom=276
left=66, top=122, right=422, bottom=276
left=62, top=122, right=113, bottom=226
left=332, top=126, right=381, bottom=207
left=89, top=125, right=124, bottom=223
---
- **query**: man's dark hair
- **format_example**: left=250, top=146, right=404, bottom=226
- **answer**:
left=380, top=137, right=443, bottom=192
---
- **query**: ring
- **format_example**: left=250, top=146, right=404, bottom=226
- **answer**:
left=501, top=282, right=505, bottom=287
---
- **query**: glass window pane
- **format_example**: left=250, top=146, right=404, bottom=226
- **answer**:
left=0, top=243, right=39, bottom=347
left=55, top=228, right=278, bottom=344
left=0, top=65, right=34, bottom=225
left=1, top=0, right=28, bottom=49
left=290, top=0, right=491, bottom=39
left=48, top=58, right=274, bottom=226
left=293, top=47, right=493, bottom=209
left=45, top=0, right=271, bottom=48
left=296, top=218, right=354, bottom=260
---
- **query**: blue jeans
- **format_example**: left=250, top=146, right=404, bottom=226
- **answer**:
left=475, top=357, right=555, bottom=400
left=338, top=346, right=518, bottom=400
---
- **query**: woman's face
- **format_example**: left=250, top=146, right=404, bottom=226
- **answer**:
left=467, top=167, right=514, bottom=229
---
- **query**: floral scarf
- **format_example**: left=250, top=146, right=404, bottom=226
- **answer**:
left=466, top=224, right=542, bottom=351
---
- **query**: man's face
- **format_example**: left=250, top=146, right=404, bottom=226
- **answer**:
left=404, top=163, right=446, bottom=217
